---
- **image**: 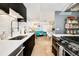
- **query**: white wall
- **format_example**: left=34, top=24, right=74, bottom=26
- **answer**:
left=24, top=3, right=69, bottom=32
left=0, top=14, right=16, bottom=39
left=0, top=8, right=25, bottom=39
left=24, top=3, right=69, bottom=22
left=26, top=21, right=53, bottom=33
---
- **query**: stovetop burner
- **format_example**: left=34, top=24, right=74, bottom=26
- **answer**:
left=60, top=36, right=79, bottom=44
left=68, top=42, right=79, bottom=51
left=67, top=42, right=79, bottom=55
left=60, top=36, right=79, bottom=56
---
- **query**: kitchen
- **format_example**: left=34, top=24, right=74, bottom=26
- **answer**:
left=0, top=3, right=35, bottom=56
left=0, top=3, right=79, bottom=56
left=52, top=4, right=79, bottom=56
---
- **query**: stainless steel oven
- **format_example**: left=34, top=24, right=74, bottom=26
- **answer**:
left=58, top=45, right=71, bottom=56
left=63, top=50, right=72, bottom=56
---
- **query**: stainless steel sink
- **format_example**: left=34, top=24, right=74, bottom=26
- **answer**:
left=9, top=36, right=26, bottom=40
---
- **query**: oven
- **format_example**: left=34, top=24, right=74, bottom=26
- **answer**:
left=58, top=45, right=71, bottom=56
left=63, top=49, right=73, bottom=56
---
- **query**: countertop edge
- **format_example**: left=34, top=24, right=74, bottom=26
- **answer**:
left=0, top=33, right=35, bottom=56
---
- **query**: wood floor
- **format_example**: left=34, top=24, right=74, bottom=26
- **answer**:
left=31, top=36, right=54, bottom=56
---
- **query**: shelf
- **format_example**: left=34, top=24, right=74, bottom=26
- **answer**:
left=65, top=16, right=79, bottom=34
left=66, top=23, right=78, bottom=24
left=65, top=28, right=79, bottom=29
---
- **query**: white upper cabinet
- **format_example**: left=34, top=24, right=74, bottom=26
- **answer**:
left=0, top=3, right=26, bottom=21
left=0, top=9, right=8, bottom=15
left=9, top=8, right=24, bottom=18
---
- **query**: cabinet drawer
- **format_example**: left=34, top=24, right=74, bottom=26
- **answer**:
left=9, top=45, right=24, bottom=56
left=16, top=47, right=25, bottom=56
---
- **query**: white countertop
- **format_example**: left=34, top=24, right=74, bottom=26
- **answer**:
left=0, top=33, right=34, bottom=56
left=46, top=32, right=79, bottom=37
left=52, top=33, right=79, bottom=37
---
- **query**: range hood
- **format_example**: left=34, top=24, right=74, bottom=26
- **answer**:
left=65, top=3, right=79, bottom=11
left=71, top=4, right=79, bottom=11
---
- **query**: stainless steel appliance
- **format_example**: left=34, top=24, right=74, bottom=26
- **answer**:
left=60, top=36, right=79, bottom=56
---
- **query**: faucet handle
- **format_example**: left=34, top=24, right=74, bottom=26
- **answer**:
left=1, top=31, right=6, bottom=40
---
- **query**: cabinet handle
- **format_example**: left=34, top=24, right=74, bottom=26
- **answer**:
left=16, top=47, right=25, bottom=56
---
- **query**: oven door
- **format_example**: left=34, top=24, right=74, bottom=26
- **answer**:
left=59, top=46, right=71, bottom=56
left=58, top=46, right=64, bottom=56
left=63, top=50, right=71, bottom=56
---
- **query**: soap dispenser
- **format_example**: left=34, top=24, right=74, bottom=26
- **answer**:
left=24, top=26, right=27, bottom=34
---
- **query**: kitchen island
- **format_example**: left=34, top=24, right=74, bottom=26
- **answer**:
left=0, top=33, right=35, bottom=56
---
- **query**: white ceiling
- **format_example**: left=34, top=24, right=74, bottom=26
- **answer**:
left=24, top=3, right=71, bottom=22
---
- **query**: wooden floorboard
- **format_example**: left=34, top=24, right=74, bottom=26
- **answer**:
left=31, top=36, right=54, bottom=56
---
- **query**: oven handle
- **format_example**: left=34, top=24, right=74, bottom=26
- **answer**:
left=16, top=47, right=25, bottom=56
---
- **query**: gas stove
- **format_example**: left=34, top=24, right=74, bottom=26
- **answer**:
left=68, top=42, right=79, bottom=55
left=60, top=36, right=79, bottom=56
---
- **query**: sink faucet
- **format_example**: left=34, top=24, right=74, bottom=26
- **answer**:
left=11, top=20, right=15, bottom=37
left=0, top=31, right=5, bottom=40
left=11, top=20, right=19, bottom=37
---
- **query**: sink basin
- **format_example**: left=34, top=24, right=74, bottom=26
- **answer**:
left=9, top=36, right=26, bottom=40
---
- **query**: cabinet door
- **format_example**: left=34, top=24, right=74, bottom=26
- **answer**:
left=23, top=39, right=32, bottom=56
left=52, top=36, right=58, bottom=55
left=9, top=45, right=24, bottom=56
left=23, top=34, right=35, bottom=56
